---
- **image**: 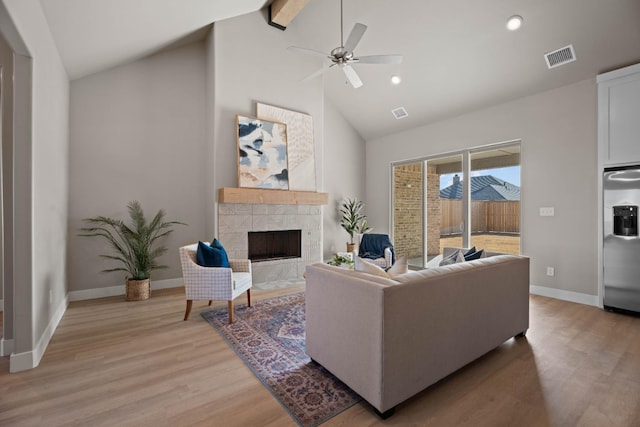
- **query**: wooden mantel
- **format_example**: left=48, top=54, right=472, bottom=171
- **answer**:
left=218, top=187, right=328, bottom=205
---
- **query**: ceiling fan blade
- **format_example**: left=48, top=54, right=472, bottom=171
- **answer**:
left=302, top=66, right=329, bottom=83
left=355, top=54, right=403, bottom=65
left=342, top=64, right=363, bottom=88
left=343, top=23, right=367, bottom=52
left=287, top=46, right=328, bottom=59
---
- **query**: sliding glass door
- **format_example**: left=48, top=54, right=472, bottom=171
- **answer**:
left=469, top=146, right=521, bottom=254
left=392, top=142, right=521, bottom=268
left=427, top=155, right=463, bottom=265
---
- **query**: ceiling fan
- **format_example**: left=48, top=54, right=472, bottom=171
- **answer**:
left=288, top=0, right=402, bottom=88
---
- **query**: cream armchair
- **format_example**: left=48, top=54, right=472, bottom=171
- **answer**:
left=179, top=243, right=252, bottom=323
left=356, top=233, right=395, bottom=269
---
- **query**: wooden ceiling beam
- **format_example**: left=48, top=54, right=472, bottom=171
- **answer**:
left=268, top=0, right=311, bottom=30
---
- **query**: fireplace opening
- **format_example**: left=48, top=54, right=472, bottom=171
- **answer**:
left=248, top=230, right=302, bottom=262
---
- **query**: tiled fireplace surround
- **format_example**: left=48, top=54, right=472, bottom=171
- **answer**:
left=218, top=203, right=322, bottom=284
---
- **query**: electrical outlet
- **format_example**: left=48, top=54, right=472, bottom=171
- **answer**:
left=546, top=267, right=555, bottom=277
left=540, top=207, right=555, bottom=217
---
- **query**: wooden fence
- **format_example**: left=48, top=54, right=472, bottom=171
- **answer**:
left=440, top=200, right=520, bottom=235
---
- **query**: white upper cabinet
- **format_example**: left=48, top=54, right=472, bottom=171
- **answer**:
left=598, top=63, right=640, bottom=166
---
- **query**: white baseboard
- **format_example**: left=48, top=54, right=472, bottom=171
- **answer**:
left=68, top=278, right=183, bottom=302
left=530, top=285, right=599, bottom=307
left=6, top=280, right=184, bottom=372
left=9, top=293, right=69, bottom=372
left=1, top=337, right=14, bottom=357
left=9, top=349, right=35, bottom=373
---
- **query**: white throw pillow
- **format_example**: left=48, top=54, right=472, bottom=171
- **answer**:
left=439, top=250, right=464, bottom=266
left=354, top=256, right=390, bottom=278
left=387, top=256, right=409, bottom=277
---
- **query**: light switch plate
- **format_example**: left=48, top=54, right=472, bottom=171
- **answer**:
left=540, top=207, right=555, bottom=217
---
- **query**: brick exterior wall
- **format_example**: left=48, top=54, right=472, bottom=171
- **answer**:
left=393, top=163, right=424, bottom=259
left=393, top=164, right=442, bottom=259
left=426, top=166, right=441, bottom=256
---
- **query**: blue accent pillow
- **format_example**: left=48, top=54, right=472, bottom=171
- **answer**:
left=196, top=239, right=230, bottom=267
left=464, top=249, right=484, bottom=261
left=463, top=246, right=477, bottom=257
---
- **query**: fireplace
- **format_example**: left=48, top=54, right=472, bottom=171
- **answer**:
left=218, top=203, right=321, bottom=284
left=248, top=229, right=302, bottom=262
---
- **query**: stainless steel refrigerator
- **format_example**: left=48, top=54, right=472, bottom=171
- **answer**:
left=603, top=165, right=640, bottom=314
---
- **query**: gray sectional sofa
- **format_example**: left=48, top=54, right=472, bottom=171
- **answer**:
left=304, top=251, right=530, bottom=417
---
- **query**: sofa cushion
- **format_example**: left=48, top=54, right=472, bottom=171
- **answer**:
left=464, top=249, right=484, bottom=261
left=387, top=256, right=409, bottom=276
left=196, top=239, right=230, bottom=268
left=310, top=262, right=399, bottom=286
left=439, top=250, right=458, bottom=266
left=463, top=246, right=477, bottom=257
left=394, top=254, right=521, bottom=285
left=440, top=250, right=465, bottom=266
left=356, top=255, right=410, bottom=279
left=355, top=256, right=389, bottom=278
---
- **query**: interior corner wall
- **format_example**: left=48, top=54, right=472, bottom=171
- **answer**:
left=204, top=28, right=216, bottom=239
left=366, top=79, right=598, bottom=299
left=322, top=99, right=366, bottom=258
left=68, top=42, right=208, bottom=294
left=0, top=23, right=14, bottom=346
left=1, top=0, right=69, bottom=371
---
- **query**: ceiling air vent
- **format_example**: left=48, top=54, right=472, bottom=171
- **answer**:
left=544, top=44, right=576, bottom=69
left=391, top=107, right=408, bottom=120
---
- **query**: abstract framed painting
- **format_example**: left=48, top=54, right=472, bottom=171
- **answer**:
left=257, top=103, right=317, bottom=191
left=236, top=115, right=289, bottom=190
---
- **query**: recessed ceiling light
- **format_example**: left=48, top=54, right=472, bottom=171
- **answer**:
left=506, top=15, right=523, bottom=31
left=391, top=75, right=402, bottom=85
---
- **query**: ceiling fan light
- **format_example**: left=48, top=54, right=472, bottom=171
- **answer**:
left=391, top=75, right=402, bottom=85
left=506, top=15, right=523, bottom=31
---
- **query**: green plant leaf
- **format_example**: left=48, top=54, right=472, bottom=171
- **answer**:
left=79, top=200, right=185, bottom=280
left=339, top=197, right=371, bottom=243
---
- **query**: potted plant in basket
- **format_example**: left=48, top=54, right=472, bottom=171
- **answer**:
left=79, top=200, right=185, bottom=301
left=339, top=197, right=372, bottom=252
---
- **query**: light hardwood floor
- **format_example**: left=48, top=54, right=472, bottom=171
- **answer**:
left=1, top=286, right=639, bottom=426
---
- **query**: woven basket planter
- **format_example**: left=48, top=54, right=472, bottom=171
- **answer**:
left=126, top=278, right=150, bottom=301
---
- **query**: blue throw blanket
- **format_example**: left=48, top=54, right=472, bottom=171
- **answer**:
left=359, top=233, right=395, bottom=264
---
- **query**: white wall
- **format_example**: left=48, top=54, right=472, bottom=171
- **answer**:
left=68, top=42, right=207, bottom=293
left=211, top=11, right=325, bottom=192
left=68, top=9, right=367, bottom=296
left=0, top=29, right=13, bottom=314
left=210, top=11, right=326, bottom=241
left=1, top=0, right=70, bottom=371
left=210, top=11, right=367, bottom=261
left=0, top=24, right=14, bottom=354
left=322, top=99, right=366, bottom=258
left=366, top=79, right=598, bottom=302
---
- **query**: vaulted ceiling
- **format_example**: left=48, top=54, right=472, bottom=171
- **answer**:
left=39, top=0, right=640, bottom=140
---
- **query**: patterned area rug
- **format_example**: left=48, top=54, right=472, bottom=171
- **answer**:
left=201, top=293, right=361, bottom=427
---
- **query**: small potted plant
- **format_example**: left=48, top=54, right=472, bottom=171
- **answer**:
left=339, top=197, right=372, bottom=252
left=327, top=254, right=354, bottom=269
left=79, top=200, right=185, bottom=301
